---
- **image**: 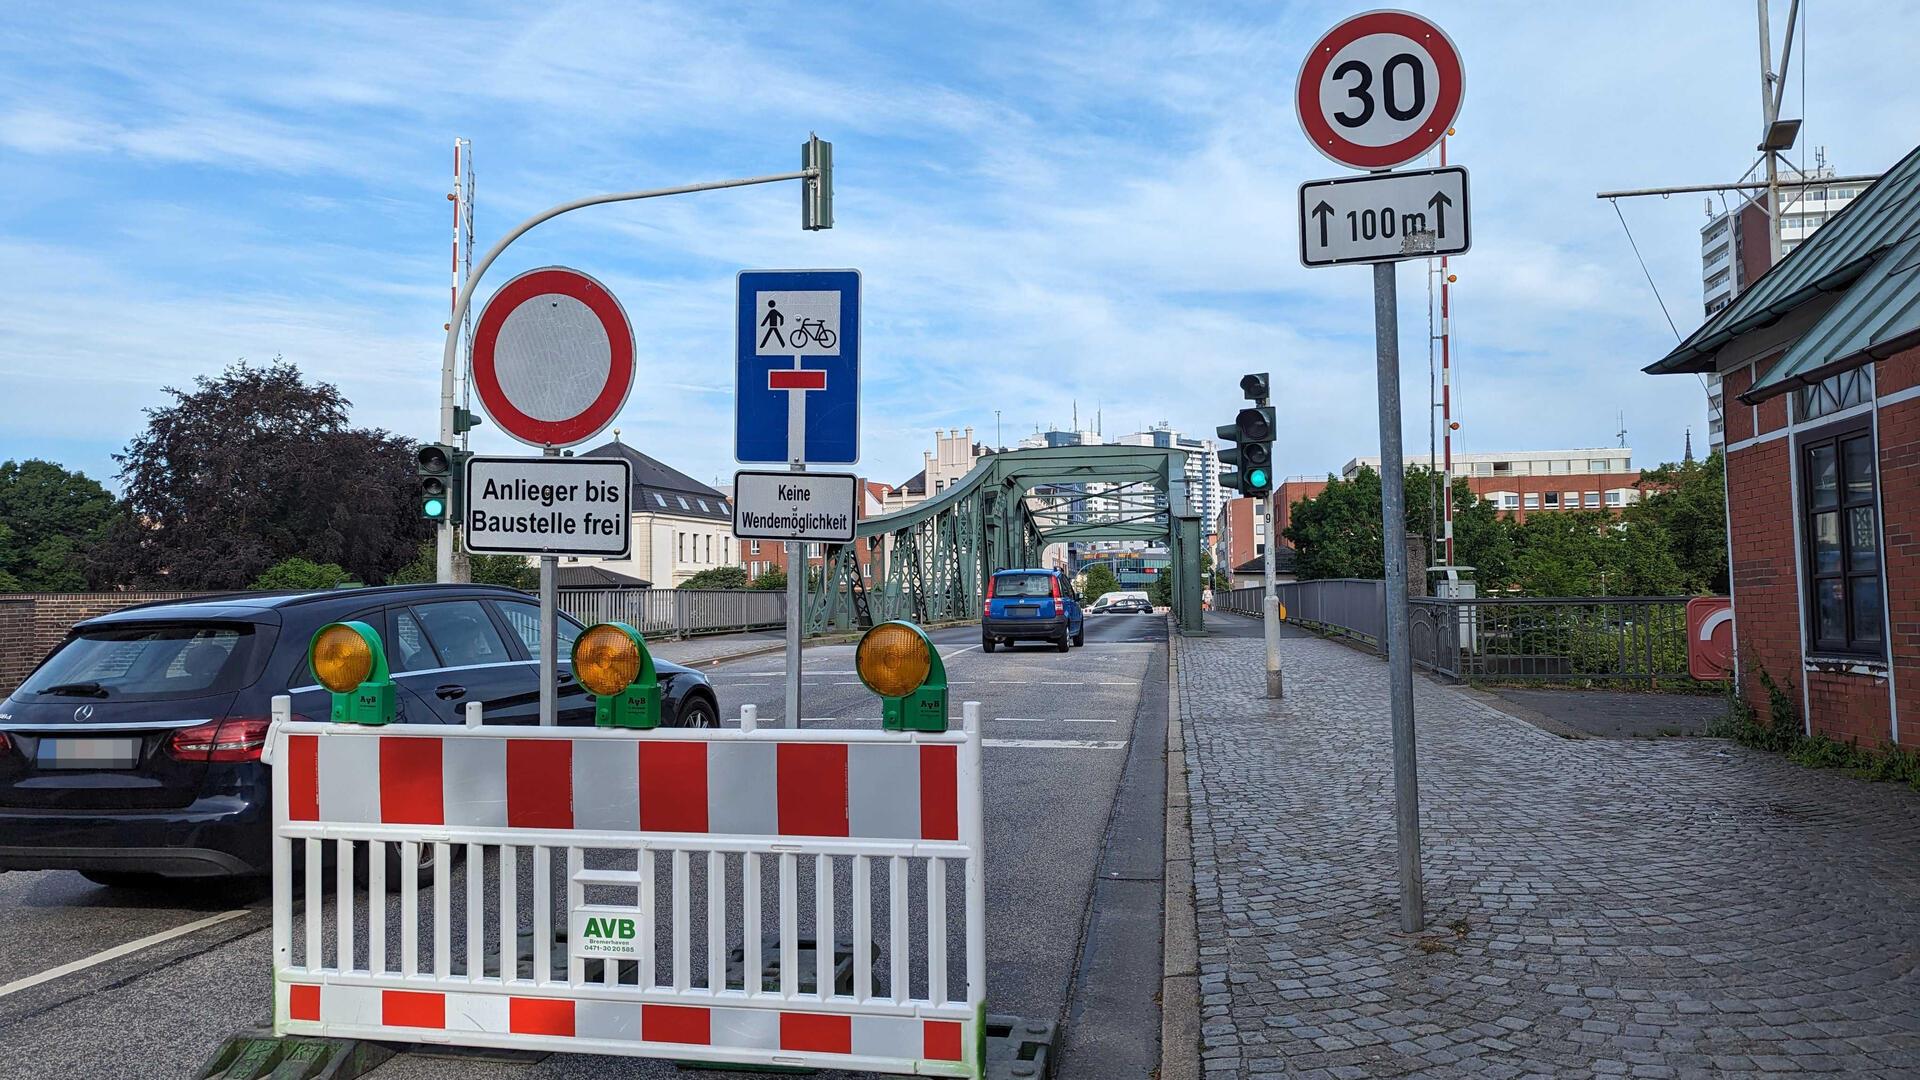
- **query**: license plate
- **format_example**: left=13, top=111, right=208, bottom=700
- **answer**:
left=1009, top=606, right=1037, bottom=617
left=36, top=738, right=141, bottom=770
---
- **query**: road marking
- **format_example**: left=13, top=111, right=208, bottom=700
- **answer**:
left=983, top=738, right=1128, bottom=750
left=942, top=644, right=984, bottom=657
left=997, top=717, right=1051, bottom=724
left=0, top=908, right=251, bottom=1000
left=1062, top=717, right=1117, bottom=723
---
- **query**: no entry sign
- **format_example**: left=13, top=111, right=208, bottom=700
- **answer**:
left=473, top=266, right=635, bottom=448
left=1296, top=10, right=1464, bottom=171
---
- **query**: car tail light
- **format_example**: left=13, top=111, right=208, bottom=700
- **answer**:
left=167, top=717, right=276, bottom=763
left=984, top=576, right=995, bottom=618
left=1051, top=576, right=1062, bottom=601
left=0, top=733, right=11, bottom=757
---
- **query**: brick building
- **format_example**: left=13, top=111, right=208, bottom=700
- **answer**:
left=1646, top=141, right=1920, bottom=748
left=1341, top=449, right=1642, bottom=523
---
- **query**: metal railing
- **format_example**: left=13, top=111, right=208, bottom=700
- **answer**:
left=1222, top=583, right=1698, bottom=685
left=556, top=589, right=786, bottom=639
left=1410, top=596, right=1695, bottom=684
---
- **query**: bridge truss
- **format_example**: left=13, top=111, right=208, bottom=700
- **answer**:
left=803, top=444, right=1206, bottom=635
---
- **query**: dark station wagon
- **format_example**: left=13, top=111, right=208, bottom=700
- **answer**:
left=0, top=584, right=718, bottom=886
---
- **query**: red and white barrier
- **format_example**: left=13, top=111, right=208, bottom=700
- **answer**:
left=268, top=702, right=987, bottom=1077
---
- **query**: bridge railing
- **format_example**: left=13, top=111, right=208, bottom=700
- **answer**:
left=1222, top=584, right=1699, bottom=685
left=557, top=589, right=786, bottom=639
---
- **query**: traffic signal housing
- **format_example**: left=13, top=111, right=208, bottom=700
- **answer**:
left=1218, top=373, right=1275, bottom=497
left=803, top=133, right=833, bottom=230
left=417, top=443, right=453, bottom=522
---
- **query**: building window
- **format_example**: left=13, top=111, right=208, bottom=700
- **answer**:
left=750, top=540, right=761, bottom=556
left=653, top=493, right=667, bottom=508
left=1605, top=490, right=1624, bottom=507
left=1544, top=492, right=1559, bottom=508
left=1523, top=494, right=1540, bottom=510
left=677, top=534, right=685, bottom=561
left=1500, top=494, right=1519, bottom=509
left=1584, top=492, right=1600, bottom=508
left=1588, top=459, right=1609, bottom=472
left=1795, top=366, right=1873, bottom=423
left=1802, top=424, right=1883, bottom=656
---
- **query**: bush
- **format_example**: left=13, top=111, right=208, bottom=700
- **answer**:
left=251, top=557, right=350, bottom=591
left=751, top=567, right=787, bottom=591
left=680, top=566, right=748, bottom=590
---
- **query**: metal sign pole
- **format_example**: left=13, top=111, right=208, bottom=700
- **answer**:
left=540, top=445, right=559, bottom=727
left=1264, top=489, right=1283, bottom=698
left=1371, top=260, right=1425, bottom=932
left=784, top=359, right=807, bottom=730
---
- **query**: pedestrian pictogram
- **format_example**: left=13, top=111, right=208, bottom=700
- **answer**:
left=736, top=270, right=861, bottom=464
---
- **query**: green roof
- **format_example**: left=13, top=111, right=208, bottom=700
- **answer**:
left=1738, top=231, right=1920, bottom=403
left=1645, top=141, right=1920, bottom=379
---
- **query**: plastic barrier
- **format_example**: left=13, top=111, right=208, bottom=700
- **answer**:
left=266, top=701, right=987, bottom=1077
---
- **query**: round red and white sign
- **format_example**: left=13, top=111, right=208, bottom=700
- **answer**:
left=472, top=266, right=635, bottom=448
left=1296, top=9, right=1464, bottom=171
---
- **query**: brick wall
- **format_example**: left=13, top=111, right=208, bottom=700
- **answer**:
left=0, top=592, right=200, bottom=695
left=1878, top=374, right=1920, bottom=736
left=1726, top=436, right=1802, bottom=724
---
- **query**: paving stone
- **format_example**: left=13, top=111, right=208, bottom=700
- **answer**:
left=1176, top=628, right=1920, bottom=1078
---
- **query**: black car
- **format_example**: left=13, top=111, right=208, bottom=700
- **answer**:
left=0, top=584, right=719, bottom=886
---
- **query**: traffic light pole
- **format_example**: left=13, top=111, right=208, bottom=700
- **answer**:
left=432, top=163, right=826, bottom=582
left=1372, top=260, right=1426, bottom=933
left=1264, top=488, right=1282, bottom=698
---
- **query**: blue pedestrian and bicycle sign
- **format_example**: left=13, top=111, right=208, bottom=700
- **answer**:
left=735, top=269, right=861, bottom=465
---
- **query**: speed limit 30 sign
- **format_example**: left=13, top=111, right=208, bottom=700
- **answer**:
left=1296, top=9, right=1464, bottom=171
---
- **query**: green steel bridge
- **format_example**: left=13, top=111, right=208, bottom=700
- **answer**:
left=801, top=444, right=1206, bottom=635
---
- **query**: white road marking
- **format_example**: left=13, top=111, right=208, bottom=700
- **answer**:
left=1062, top=717, right=1118, bottom=723
left=997, top=718, right=1052, bottom=724
left=983, top=738, right=1128, bottom=750
left=0, top=908, right=251, bottom=1000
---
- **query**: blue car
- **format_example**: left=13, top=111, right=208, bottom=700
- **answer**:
left=0, top=584, right=719, bottom=887
left=981, top=568, right=1084, bottom=652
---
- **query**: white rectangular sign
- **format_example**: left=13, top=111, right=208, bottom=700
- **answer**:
left=463, top=455, right=631, bottom=557
left=1299, top=166, right=1470, bottom=267
left=731, top=470, right=858, bottom=543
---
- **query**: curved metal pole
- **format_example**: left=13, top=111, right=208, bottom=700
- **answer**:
left=435, top=167, right=815, bottom=581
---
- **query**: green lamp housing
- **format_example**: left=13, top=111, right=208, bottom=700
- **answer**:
left=308, top=621, right=396, bottom=726
left=572, top=622, right=661, bottom=729
left=859, top=621, right=950, bottom=733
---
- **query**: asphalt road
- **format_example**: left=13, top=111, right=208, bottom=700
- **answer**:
left=0, top=613, right=1168, bottom=1079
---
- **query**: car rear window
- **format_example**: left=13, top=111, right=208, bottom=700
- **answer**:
left=16, top=623, right=265, bottom=702
left=993, top=574, right=1056, bottom=597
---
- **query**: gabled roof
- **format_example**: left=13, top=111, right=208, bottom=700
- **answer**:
left=583, top=440, right=730, bottom=522
left=1740, top=230, right=1920, bottom=402
left=554, top=565, right=651, bottom=589
left=897, top=469, right=927, bottom=496
left=1646, top=142, right=1920, bottom=377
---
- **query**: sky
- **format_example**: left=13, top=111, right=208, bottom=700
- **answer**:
left=4, top=0, right=1919, bottom=495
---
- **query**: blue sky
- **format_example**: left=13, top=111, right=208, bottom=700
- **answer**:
left=4, top=1, right=1919, bottom=494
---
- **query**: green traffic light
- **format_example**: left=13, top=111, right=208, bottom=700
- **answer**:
left=423, top=497, right=446, bottom=519
left=1249, top=468, right=1270, bottom=490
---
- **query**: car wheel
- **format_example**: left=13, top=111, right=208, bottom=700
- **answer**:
left=80, top=871, right=167, bottom=890
left=1073, top=626, right=1085, bottom=647
left=673, top=695, right=720, bottom=729
left=1055, top=631, right=1070, bottom=653
left=354, top=839, right=459, bottom=889
left=982, top=636, right=996, bottom=653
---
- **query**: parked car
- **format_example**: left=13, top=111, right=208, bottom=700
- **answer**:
left=982, top=569, right=1084, bottom=652
left=0, top=584, right=719, bottom=886
left=1089, top=590, right=1152, bottom=614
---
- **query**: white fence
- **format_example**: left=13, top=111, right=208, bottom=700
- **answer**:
left=557, top=589, right=786, bottom=639
left=265, top=702, right=987, bottom=1076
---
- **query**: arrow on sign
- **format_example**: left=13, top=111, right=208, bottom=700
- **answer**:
left=1427, top=190, right=1453, bottom=238
left=1310, top=201, right=1334, bottom=248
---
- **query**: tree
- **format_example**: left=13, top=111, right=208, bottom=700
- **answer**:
left=1285, top=468, right=1385, bottom=580
left=252, top=557, right=350, bottom=590
left=1148, top=567, right=1174, bottom=608
left=750, top=567, right=787, bottom=591
left=1080, top=563, right=1121, bottom=603
left=388, top=541, right=537, bottom=590
left=681, top=566, right=748, bottom=590
left=91, top=361, right=430, bottom=589
left=1627, top=451, right=1728, bottom=594
left=0, top=459, right=118, bottom=591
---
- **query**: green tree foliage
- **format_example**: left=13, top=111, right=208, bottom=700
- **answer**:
left=680, top=566, right=748, bottom=590
left=92, top=361, right=429, bottom=589
left=387, top=541, right=537, bottom=590
left=251, top=557, right=350, bottom=590
left=0, top=459, right=118, bottom=591
left=1148, top=567, right=1174, bottom=608
left=1079, top=563, right=1121, bottom=603
left=1625, top=451, right=1728, bottom=593
left=1285, top=468, right=1386, bottom=580
left=750, top=567, right=787, bottom=591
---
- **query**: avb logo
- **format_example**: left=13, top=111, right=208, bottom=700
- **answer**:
left=573, top=909, right=643, bottom=957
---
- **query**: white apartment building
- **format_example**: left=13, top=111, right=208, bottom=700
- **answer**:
left=1112, top=422, right=1221, bottom=534
left=882, top=428, right=993, bottom=513
left=566, top=440, right=740, bottom=587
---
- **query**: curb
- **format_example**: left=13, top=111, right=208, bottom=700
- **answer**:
left=1160, top=618, right=1200, bottom=1080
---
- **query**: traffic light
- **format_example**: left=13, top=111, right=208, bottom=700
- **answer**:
left=1218, top=373, right=1276, bottom=497
left=803, top=133, right=833, bottom=230
left=417, top=443, right=453, bottom=522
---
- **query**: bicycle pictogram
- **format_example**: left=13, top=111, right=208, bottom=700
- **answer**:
left=788, top=317, right=837, bottom=350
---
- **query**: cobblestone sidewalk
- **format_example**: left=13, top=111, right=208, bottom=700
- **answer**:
left=1179, top=631, right=1920, bottom=1079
